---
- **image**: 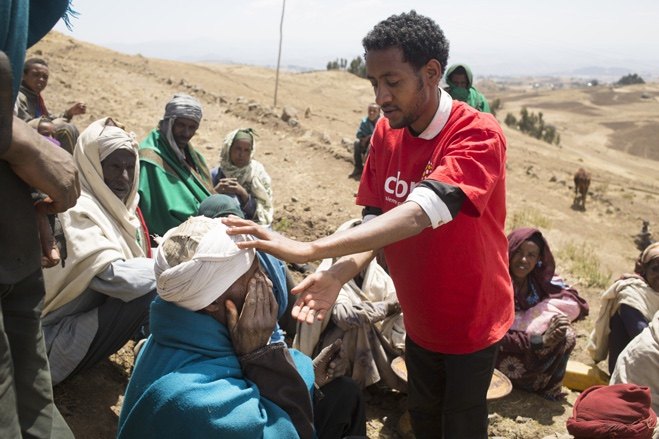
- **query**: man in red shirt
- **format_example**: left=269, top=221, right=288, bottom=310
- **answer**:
left=225, top=10, right=513, bottom=438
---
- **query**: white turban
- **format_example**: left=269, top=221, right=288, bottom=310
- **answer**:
left=97, top=125, right=138, bottom=162
left=154, top=216, right=256, bottom=311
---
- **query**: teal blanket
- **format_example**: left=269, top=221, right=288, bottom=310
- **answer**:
left=118, top=297, right=314, bottom=438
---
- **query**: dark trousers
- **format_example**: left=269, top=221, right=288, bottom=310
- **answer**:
left=314, top=376, right=366, bottom=439
left=71, top=291, right=155, bottom=378
left=405, top=336, right=498, bottom=439
left=0, top=269, right=73, bottom=439
left=352, top=140, right=368, bottom=172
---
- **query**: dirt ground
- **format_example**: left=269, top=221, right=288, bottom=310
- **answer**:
left=32, top=31, right=659, bottom=438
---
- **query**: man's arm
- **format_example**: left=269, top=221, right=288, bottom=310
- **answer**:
left=1, top=117, right=79, bottom=213
left=224, top=201, right=430, bottom=264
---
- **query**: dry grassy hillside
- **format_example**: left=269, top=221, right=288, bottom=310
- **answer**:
left=31, top=31, right=659, bottom=438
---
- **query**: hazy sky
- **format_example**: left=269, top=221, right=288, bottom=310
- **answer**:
left=54, top=0, right=659, bottom=77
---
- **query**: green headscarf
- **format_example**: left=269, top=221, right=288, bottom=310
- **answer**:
left=445, top=63, right=492, bottom=114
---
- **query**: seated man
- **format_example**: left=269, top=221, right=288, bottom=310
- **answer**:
left=118, top=216, right=365, bottom=438
left=198, top=194, right=288, bottom=342
left=610, top=310, right=659, bottom=419
left=444, top=63, right=491, bottom=113
left=350, top=103, right=380, bottom=179
left=42, top=117, right=155, bottom=385
left=138, top=93, right=214, bottom=239
left=294, top=218, right=406, bottom=392
left=14, top=57, right=86, bottom=153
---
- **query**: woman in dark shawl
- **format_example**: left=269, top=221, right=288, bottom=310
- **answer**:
left=496, top=227, right=589, bottom=400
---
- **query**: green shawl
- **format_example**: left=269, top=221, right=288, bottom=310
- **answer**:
left=138, top=128, right=212, bottom=237
left=445, top=63, right=492, bottom=114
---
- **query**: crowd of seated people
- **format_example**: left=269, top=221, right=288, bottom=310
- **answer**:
left=13, top=54, right=659, bottom=438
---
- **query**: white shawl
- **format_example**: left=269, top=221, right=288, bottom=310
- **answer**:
left=610, top=310, right=659, bottom=418
left=587, top=276, right=659, bottom=362
left=43, top=117, right=146, bottom=315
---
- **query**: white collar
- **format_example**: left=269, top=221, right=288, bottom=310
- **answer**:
left=417, top=87, right=453, bottom=140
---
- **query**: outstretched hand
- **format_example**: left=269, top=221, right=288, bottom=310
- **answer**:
left=313, top=339, right=344, bottom=388
left=66, top=102, right=87, bottom=118
left=223, top=217, right=314, bottom=264
left=226, top=270, right=278, bottom=356
left=291, top=270, right=343, bottom=324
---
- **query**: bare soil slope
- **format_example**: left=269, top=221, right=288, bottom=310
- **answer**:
left=31, top=31, right=659, bottom=438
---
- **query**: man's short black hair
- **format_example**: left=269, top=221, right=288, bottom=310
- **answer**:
left=23, top=57, right=48, bottom=73
left=362, top=10, right=449, bottom=73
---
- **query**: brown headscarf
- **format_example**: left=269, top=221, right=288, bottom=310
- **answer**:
left=507, top=227, right=588, bottom=317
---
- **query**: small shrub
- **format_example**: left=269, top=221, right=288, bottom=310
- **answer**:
left=616, top=73, right=644, bottom=86
left=504, top=113, right=517, bottom=128
left=507, top=107, right=560, bottom=145
left=274, top=216, right=291, bottom=232
left=507, top=208, right=551, bottom=232
left=558, top=242, right=611, bottom=288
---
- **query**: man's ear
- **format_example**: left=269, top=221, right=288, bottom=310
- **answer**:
left=424, top=59, right=443, bottom=87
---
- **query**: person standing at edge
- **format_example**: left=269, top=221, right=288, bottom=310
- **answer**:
left=349, top=103, right=380, bottom=179
left=1, top=0, right=80, bottom=437
left=224, top=10, right=513, bottom=439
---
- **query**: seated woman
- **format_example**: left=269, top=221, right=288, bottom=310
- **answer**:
left=294, top=218, right=406, bottom=392
left=42, top=117, right=156, bottom=385
left=588, top=242, right=659, bottom=373
left=496, top=227, right=589, bottom=400
left=210, top=128, right=274, bottom=226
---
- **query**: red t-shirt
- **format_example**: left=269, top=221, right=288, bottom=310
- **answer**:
left=356, top=101, right=514, bottom=354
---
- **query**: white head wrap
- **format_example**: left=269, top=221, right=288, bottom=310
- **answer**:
left=98, top=127, right=138, bottom=162
left=154, top=216, right=256, bottom=311
left=641, top=242, right=659, bottom=266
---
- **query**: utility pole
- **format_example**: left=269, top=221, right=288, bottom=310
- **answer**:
left=274, top=0, right=286, bottom=108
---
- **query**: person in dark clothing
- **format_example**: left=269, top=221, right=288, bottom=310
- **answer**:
left=349, top=103, right=380, bottom=179
left=1, top=1, right=81, bottom=437
left=588, top=242, right=659, bottom=373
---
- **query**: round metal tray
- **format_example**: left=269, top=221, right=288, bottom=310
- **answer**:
left=391, top=355, right=512, bottom=400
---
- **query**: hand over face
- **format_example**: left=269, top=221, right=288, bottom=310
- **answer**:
left=313, top=339, right=344, bottom=388
left=226, top=270, right=278, bottom=356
